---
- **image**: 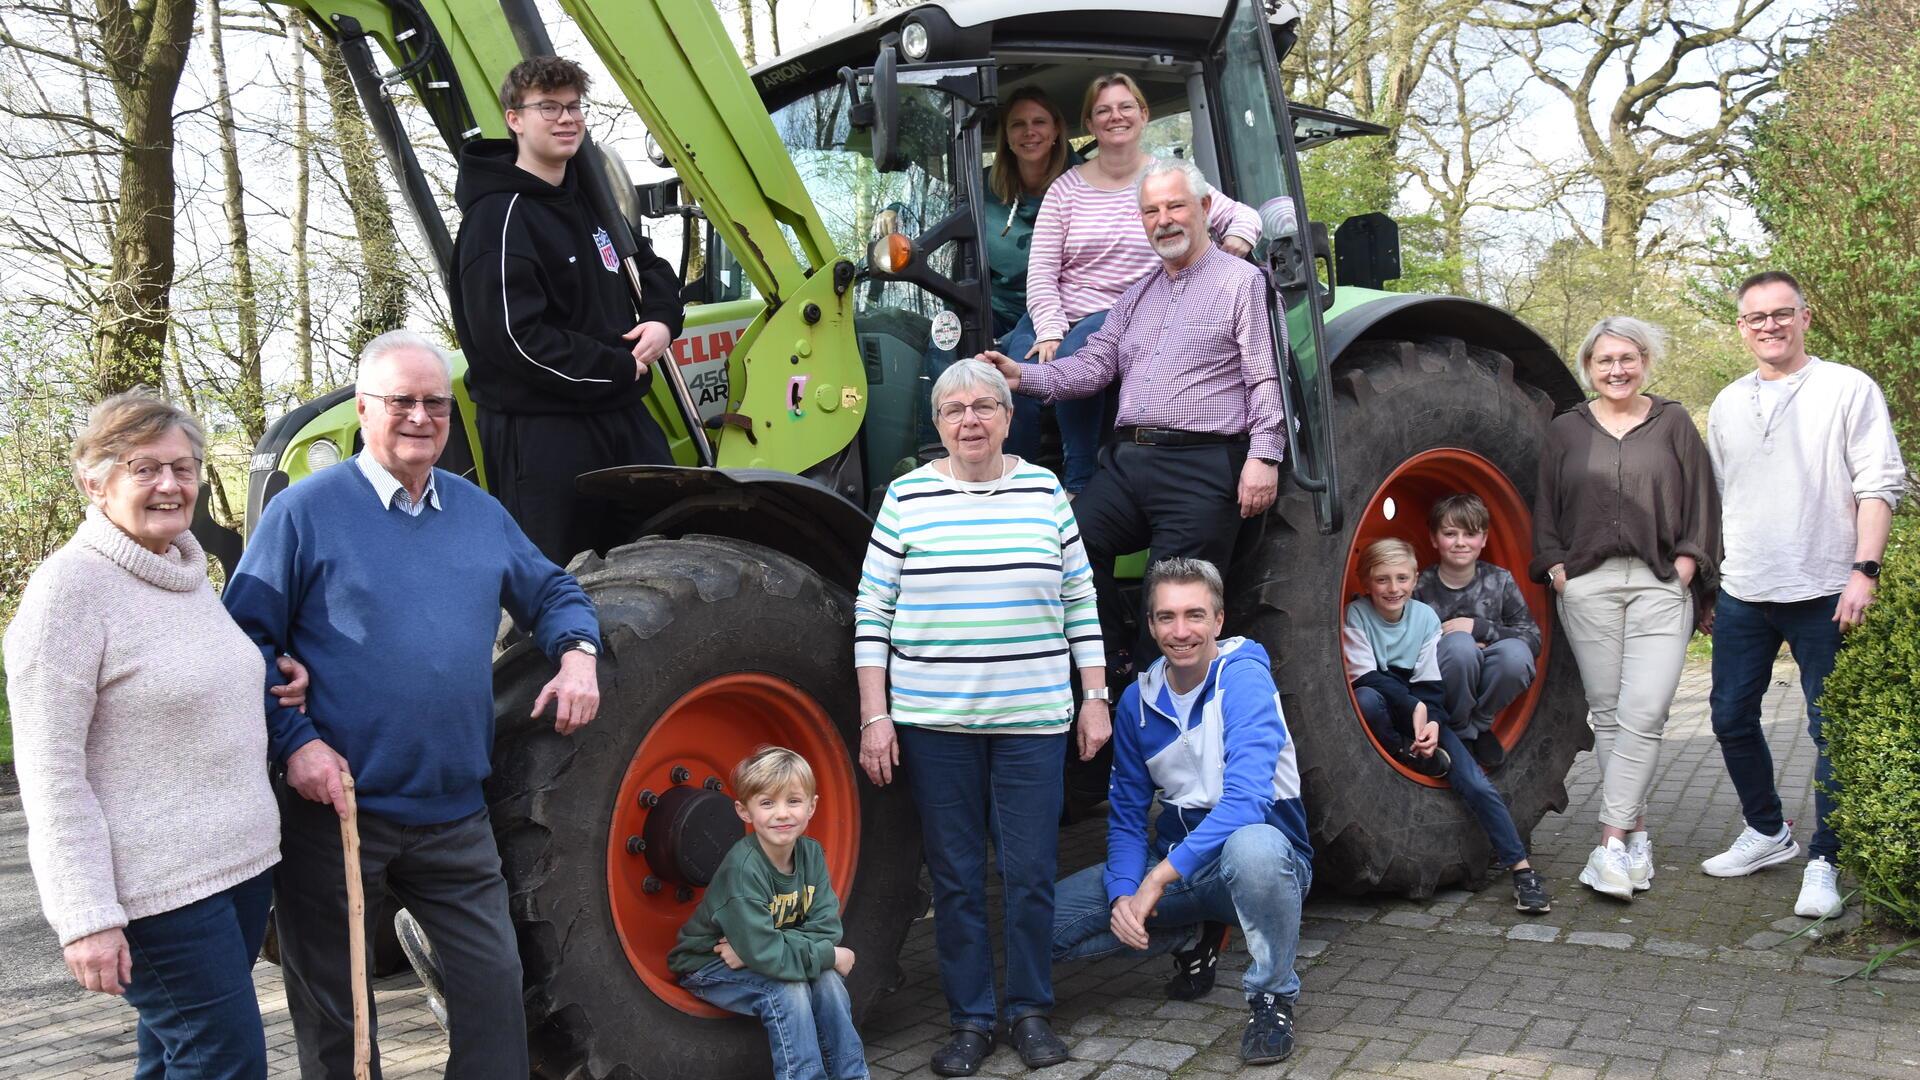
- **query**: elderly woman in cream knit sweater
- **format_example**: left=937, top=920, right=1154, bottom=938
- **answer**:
left=5, top=391, right=307, bottom=1079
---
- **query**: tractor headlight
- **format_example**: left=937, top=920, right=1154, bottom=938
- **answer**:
left=305, top=438, right=341, bottom=473
left=900, top=20, right=930, bottom=61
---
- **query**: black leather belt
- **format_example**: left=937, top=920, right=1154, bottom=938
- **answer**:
left=1117, top=426, right=1247, bottom=447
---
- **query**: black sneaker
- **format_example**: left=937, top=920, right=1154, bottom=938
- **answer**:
left=1241, top=992, right=1296, bottom=1065
left=1165, top=921, right=1230, bottom=1001
left=1393, top=744, right=1452, bottom=779
left=930, top=1029, right=994, bottom=1077
left=1512, top=868, right=1552, bottom=914
left=1471, top=734, right=1506, bottom=771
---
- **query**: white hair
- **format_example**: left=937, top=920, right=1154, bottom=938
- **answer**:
left=1136, top=157, right=1211, bottom=207
left=358, top=329, right=454, bottom=388
left=930, top=357, right=1013, bottom=412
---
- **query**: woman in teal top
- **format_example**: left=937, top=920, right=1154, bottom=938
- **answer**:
left=922, top=88, right=1075, bottom=457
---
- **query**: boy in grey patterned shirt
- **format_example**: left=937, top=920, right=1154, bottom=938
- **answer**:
left=1415, top=494, right=1541, bottom=770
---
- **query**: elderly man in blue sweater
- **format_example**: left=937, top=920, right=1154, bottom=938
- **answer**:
left=225, top=330, right=602, bottom=1080
left=1050, top=557, right=1311, bottom=1066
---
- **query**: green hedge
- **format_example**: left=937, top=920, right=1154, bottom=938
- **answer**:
left=1822, top=508, right=1920, bottom=930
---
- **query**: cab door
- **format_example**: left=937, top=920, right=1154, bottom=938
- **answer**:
left=1205, top=0, right=1341, bottom=533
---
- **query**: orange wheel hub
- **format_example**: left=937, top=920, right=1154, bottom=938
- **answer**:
left=1341, top=449, right=1552, bottom=788
left=605, top=673, right=859, bottom=1016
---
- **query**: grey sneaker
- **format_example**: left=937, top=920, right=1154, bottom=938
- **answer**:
left=1701, top=824, right=1799, bottom=878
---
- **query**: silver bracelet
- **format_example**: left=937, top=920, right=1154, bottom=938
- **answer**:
left=860, top=713, right=892, bottom=730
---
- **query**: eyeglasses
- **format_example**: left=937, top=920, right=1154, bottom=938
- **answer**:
left=118, top=456, right=202, bottom=487
left=513, top=99, right=588, bottom=121
left=1737, top=307, right=1801, bottom=330
left=936, top=398, right=1004, bottom=424
left=1590, top=354, right=1644, bottom=372
left=361, top=392, right=454, bottom=418
left=1090, top=100, right=1141, bottom=121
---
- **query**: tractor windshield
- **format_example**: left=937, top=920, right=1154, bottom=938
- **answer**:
left=769, top=81, right=964, bottom=502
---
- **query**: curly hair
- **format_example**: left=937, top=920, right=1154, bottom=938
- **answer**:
left=499, top=55, right=591, bottom=113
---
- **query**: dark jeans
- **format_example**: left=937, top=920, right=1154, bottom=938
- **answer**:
left=1074, top=440, right=1248, bottom=668
left=1709, top=590, right=1844, bottom=860
left=1052, top=823, right=1310, bottom=1001
left=120, top=870, right=274, bottom=1080
left=476, top=400, right=671, bottom=568
left=681, top=961, right=868, bottom=1080
left=1354, top=686, right=1529, bottom=867
left=998, top=311, right=1109, bottom=493
left=897, top=726, right=1067, bottom=1033
left=275, top=788, right=527, bottom=1080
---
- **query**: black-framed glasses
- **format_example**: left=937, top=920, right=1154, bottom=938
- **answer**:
left=936, top=398, right=1004, bottom=424
left=360, top=392, right=454, bottom=418
left=118, top=456, right=203, bottom=486
left=1737, top=307, right=1801, bottom=330
left=513, top=99, right=588, bottom=121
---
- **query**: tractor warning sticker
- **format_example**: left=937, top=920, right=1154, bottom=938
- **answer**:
left=930, top=309, right=963, bottom=352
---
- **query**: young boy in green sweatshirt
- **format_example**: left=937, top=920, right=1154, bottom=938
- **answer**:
left=669, top=746, right=867, bottom=1080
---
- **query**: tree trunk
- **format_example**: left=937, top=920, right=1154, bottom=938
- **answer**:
left=291, top=22, right=314, bottom=394
left=766, top=0, right=781, bottom=57
left=737, top=0, right=756, bottom=65
left=91, top=0, right=197, bottom=396
left=317, top=33, right=408, bottom=358
left=206, top=0, right=265, bottom=443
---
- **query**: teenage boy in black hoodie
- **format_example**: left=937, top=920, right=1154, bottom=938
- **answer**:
left=450, top=55, right=685, bottom=567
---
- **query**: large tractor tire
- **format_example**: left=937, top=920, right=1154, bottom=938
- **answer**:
left=486, top=536, right=924, bottom=1080
left=1231, top=338, right=1591, bottom=897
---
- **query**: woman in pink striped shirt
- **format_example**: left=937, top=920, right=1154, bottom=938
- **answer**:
left=1002, top=73, right=1262, bottom=492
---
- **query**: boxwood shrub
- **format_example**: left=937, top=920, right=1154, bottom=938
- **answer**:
left=1821, top=507, right=1920, bottom=929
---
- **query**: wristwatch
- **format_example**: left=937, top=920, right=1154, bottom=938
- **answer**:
left=1083, top=687, right=1112, bottom=702
left=562, top=639, right=599, bottom=657
left=1853, top=560, right=1881, bottom=580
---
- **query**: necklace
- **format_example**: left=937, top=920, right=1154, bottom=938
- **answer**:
left=946, top=455, right=1009, bottom=496
left=1591, top=397, right=1648, bottom=439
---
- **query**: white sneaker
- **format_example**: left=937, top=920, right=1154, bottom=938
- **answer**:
left=1701, top=824, right=1800, bottom=877
left=1795, top=857, right=1844, bottom=919
left=1626, top=831, right=1654, bottom=892
left=1579, top=838, right=1635, bottom=901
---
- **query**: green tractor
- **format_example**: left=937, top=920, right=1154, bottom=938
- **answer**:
left=208, top=0, right=1591, bottom=1074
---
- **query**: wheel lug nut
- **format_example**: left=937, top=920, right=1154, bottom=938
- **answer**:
left=703, top=776, right=723, bottom=791
left=643, top=875, right=662, bottom=894
left=638, top=789, right=659, bottom=808
left=626, top=835, right=645, bottom=855
left=675, top=885, right=695, bottom=903
left=670, top=766, right=691, bottom=784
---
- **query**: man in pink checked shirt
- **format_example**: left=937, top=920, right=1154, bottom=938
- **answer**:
left=982, top=157, right=1283, bottom=673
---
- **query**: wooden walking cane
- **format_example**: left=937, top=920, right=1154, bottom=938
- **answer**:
left=340, top=773, right=372, bottom=1080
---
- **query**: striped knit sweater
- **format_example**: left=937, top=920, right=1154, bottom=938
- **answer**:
left=1025, top=163, right=1262, bottom=341
left=855, top=458, right=1104, bottom=732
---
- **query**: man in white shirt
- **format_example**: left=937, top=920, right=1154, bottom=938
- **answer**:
left=1699, top=270, right=1906, bottom=919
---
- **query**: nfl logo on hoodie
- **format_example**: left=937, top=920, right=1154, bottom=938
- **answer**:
left=593, top=227, right=618, bottom=272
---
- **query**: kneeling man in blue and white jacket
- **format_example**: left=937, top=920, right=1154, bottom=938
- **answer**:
left=1051, top=556, right=1311, bottom=1066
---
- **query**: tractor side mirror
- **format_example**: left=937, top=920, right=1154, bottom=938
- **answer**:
left=842, top=36, right=906, bottom=173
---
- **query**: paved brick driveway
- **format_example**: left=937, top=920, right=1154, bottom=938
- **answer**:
left=5, top=656, right=1916, bottom=1079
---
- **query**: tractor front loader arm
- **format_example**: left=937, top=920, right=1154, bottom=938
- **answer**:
left=274, top=0, right=869, bottom=474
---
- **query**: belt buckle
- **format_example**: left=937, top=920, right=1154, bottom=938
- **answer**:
left=1132, top=427, right=1155, bottom=446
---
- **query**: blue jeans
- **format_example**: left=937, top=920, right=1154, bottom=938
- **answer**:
left=999, top=311, right=1109, bottom=493
left=681, top=961, right=868, bottom=1080
left=1709, top=589, right=1844, bottom=860
left=1354, top=687, right=1529, bottom=867
left=1051, top=823, right=1310, bottom=1001
left=120, top=870, right=274, bottom=1080
left=897, top=726, right=1067, bottom=1032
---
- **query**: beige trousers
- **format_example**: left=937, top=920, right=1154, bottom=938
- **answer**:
left=1559, top=555, right=1694, bottom=831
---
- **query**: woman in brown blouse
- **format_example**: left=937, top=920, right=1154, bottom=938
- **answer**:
left=1531, top=315, right=1720, bottom=905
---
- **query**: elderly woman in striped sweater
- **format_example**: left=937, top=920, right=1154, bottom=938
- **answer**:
left=1000, top=72, right=1261, bottom=494
left=855, top=357, right=1110, bottom=1076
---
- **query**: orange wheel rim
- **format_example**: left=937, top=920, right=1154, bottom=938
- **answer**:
left=605, top=673, right=859, bottom=1017
left=1341, top=448, right=1551, bottom=789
